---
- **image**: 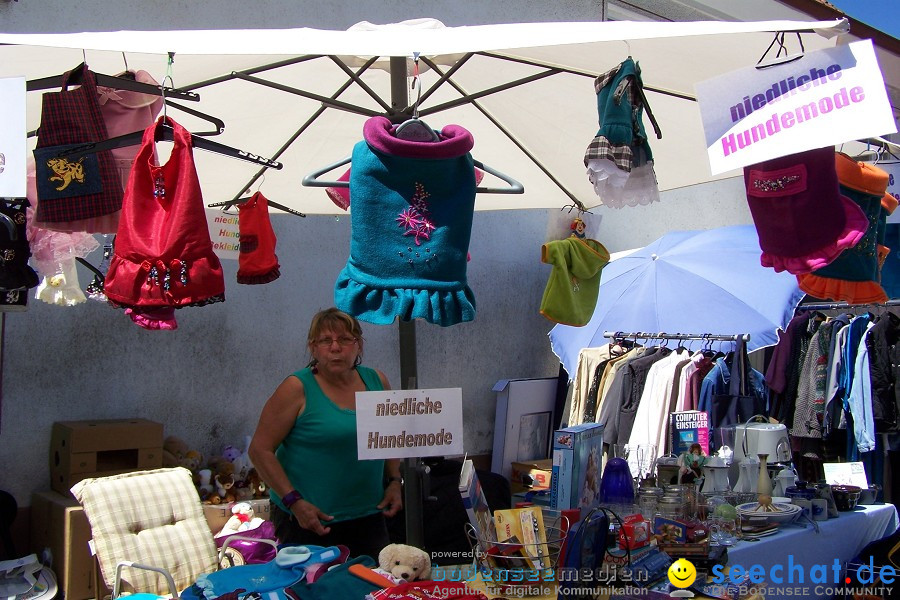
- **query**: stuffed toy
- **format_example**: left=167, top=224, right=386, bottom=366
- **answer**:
left=197, top=468, right=214, bottom=501
left=215, top=470, right=236, bottom=504
left=378, top=543, right=432, bottom=582
left=162, top=436, right=191, bottom=468
left=217, top=502, right=266, bottom=537
left=247, top=468, right=268, bottom=499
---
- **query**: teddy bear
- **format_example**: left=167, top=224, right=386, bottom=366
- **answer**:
left=215, top=470, right=236, bottom=504
left=247, top=468, right=268, bottom=499
left=216, top=502, right=265, bottom=538
left=378, top=543, right=432, bottom=582
left=162, top=436, right=191, bottom=468
left=197, top=468, right=214, bottom=502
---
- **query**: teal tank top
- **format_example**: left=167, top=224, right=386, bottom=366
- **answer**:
left=271, top=365, right=385, bottom=523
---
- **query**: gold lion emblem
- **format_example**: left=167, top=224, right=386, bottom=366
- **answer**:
left=46, top=157, right=85, bottom=191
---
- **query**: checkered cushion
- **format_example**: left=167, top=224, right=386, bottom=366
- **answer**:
left=71, top=467, right=217, bottom=595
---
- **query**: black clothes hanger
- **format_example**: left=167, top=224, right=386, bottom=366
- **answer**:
left=755, top=31, right=806, bottom=69
left=75, top=256, right=106, bottom=280
left=207, top=194, right=306, bottom=218
left=26, top=66, right=200, bottom=102
left=27, top=99, right=223, bottom=139
left=302, top=155, right=524, bottom=194
left=59, top=117, right=283, bottom=170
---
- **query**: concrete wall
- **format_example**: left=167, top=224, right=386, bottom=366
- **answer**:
left=0, top=0, right=759, bottom=507
left=0, top=179, right=750, bottom=506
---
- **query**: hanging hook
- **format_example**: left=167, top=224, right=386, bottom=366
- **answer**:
left=122, top=52, right=129, bottom=73
left=410, top=52, right=423, bottom=118
left=160, top=52, right=176, bottom=121
left=623, top=39, right=632, bottom=58
left=82, top=48, right=88, bottom=68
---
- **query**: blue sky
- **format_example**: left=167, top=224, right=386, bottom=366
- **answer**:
left=826, top=0, right=900, bottom=40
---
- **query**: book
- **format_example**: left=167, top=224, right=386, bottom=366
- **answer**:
left=458, top=458, right=496, bottom=544
left=550, top=422, right=604, bottom=511
left=668, top=410, right=710, bottom=456
left=493, top=507, right=540, bottom=570
left=517, top=506, right=549, bottom=570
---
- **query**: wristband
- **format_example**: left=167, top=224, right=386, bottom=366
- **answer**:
left=387, top=476, right=404, bottom=485
left=281, top=489, right=303, bottom=508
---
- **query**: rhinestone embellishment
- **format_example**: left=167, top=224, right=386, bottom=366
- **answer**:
left=753, top=174, right=800, bottom=193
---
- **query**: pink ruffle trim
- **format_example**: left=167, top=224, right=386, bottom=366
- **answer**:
left=760, top=195, right=869, bottom=274
left=126, top=307, right=178, bottom=331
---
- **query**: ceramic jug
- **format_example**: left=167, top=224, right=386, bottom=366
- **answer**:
left=733, top=457, right=759, bottom=493
left=773, top=467, right=798, bottom=497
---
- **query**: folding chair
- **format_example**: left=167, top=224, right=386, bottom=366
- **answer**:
left=71, top=467, right=273, bottom=599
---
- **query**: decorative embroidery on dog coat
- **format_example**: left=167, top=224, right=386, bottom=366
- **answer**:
left=334, top=116, right=477, bottom=326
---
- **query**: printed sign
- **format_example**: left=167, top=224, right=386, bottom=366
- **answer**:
left=823, top=461, right=869, bottom=488
left=205, top=209, right=240, bottom=260
left=356, top=388, right=464, bottom=459
left=0, top=77, right=26, bottom=198
left=696, top=39, right=897, bottom=174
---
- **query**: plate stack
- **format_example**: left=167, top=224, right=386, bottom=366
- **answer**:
left=736, top=501, right=803, bottom=524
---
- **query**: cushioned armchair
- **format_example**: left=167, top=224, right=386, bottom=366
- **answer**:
left=70, top=467, right=236, bottom=598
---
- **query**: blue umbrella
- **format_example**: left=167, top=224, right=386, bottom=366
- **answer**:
left=549, top=225, right=805, bottom=377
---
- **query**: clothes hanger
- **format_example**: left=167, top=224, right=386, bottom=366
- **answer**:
left=26, top=98, right=223, bottom=140
left=26, top=62, right=199, bottom=102
left=302, top=155, right=522, bottom=194
left=755, top=31, right=805, bottom=69
left=75, top=256, right=106, bottom=280
left=302, top=52, right=523, bottom=195
left=207, top=176, right=306, bottom=218
left=395, top=54, right=441, bottom=142
left=55, top=116, right=281, bottom=169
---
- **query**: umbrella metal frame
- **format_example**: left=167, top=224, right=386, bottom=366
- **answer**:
left=182, top=50, right=701, bottom=210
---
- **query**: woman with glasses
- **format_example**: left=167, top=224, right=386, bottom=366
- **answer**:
left=249, top=307, right=402, bottom=559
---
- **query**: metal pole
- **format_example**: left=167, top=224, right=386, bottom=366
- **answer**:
left=390, top=55, right=426, bottom=549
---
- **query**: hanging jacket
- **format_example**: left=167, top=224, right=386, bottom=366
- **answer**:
left=867, top=311, right=900, bottom=433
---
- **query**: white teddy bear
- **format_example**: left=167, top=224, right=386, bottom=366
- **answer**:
left=377, top=543, right=432, bottom=582
left=216, top=502, right=265, bottom=538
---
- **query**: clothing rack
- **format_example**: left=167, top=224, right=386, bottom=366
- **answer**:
left=602, top=331, right=750, bottom=342
left=796, top=299, right=900, bottom=312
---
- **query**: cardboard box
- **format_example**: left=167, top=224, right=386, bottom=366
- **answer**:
left=491, top=378, right=558, bottom=482
left=510, top=458, right=553, bottom=494
left=202, top=498, right=272, bottom=534
left=550, top=422, right=604, bottom=511
left=49, top=419, right=164, bottom=495
left=29, top=491, right=96, bottom=600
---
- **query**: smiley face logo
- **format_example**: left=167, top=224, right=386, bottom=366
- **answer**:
left=668, top=558, right=697, bottom=588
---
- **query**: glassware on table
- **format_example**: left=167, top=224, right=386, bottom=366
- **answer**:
left=708, top=514, right=739, bottom=546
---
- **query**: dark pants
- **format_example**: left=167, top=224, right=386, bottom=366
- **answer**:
left=272, top=508, right=390, bottom=560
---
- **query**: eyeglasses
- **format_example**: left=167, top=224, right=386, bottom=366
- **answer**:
left=314, top=336, right=358, bottom=348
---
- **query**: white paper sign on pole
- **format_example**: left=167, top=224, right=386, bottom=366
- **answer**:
left=696, top=39, right=897, bottom=174
left=356, top=388, right=464, bottom=459
left=0, top=77, right=26, bottom=198
left=205, top=209, right=240, bottom=260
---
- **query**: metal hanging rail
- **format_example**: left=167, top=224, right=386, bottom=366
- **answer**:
left=796, top=299, right=900, bottom=312
left=602, top=331, right=751, bottom=342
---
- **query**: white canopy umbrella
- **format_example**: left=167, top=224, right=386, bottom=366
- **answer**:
left=0, top=17, right=851, bottom=215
